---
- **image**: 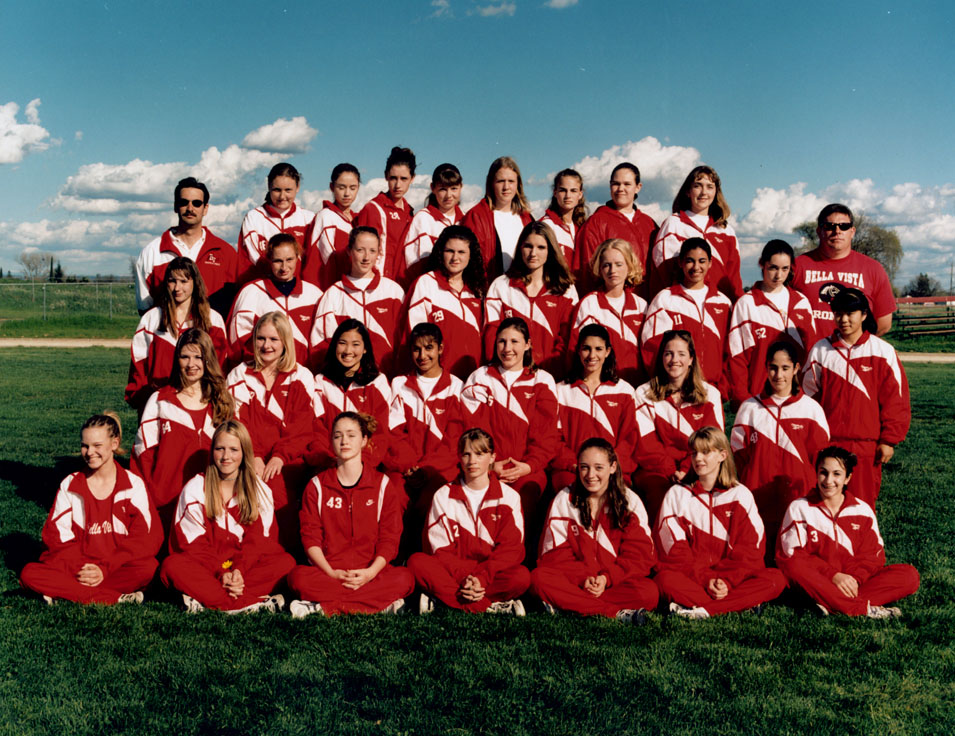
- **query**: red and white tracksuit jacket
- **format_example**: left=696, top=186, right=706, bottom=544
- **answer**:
left=162, top=473, right=294, bottom=610
left=554, top=379, right=639, bottom=478
left=404, top=271, right=484, bottom=379
left=634, top=381, right=724, bottom=478
left=289, top=467, right=413, bottom=614
left=802, top=332, right=910, bottom=507
left=484, top=276, right=579, bottom=376
left=226, top=277, right=323, bottom=367
left=776, top=492, right=919, bottom=615
left=227, top=362, right=319, bottom=467
left=302, top=201, right=354, bottom=289
left=533, top=487, right=658, bottom=616
left=730, top=390, right=830, bottom=527
left=383, top=371, right=466, bottom=482
left=398, top=204, right=463, bottom=287
left=641, top=284, right=732, bottom=393
left=311, top=373, right=391, bottom=469
left=649, top=211, right=743, bottom=301
left=132, top=386, right=216, bottom=513
left=309, top=271, right=404, bottom=374
left=125, top=308, right=229, bottom=412
left=654, top=481, right=786, bottom=614
left=461, top=365, right=560, bottom=476
left=461, top=199, right=534, bottom=281
left=236, top=202, right=315, bottom=284
left=726, top=286, right=817, bottom=406
left=574, top=204, right=657, bottom=295
left=539, top=209, right=578, bottom=268
left=20, top=463, right=162, bottom=604
left=135, top=228, right=238, bottom=313
left=354, top=192, right=414, bottom=281
left=570, top=290, right=648, bottom=385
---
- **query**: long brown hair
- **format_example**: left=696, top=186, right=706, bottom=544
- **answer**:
left=570, top=438, right=630, bottom=531
left=682, top=427, right=739, bottom=489
left=646, top=330, right=708, bottom=405
left=672, top=165, right=731, bottom=228
left=171, top=328, right=234, bottom=424
left=548, top=168, right=587, bottom=229
left=203, top=420, right=260, bottom=524
left=506, top=221, right=574, bottom=295
left=158, top=257, right=213, bottom=335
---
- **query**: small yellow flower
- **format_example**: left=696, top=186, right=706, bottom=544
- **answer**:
left=221, top=560, right=233, bottom=570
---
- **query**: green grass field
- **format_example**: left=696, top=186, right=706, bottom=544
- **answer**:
left=0, top=349, right=953, bottom=735
left=0, top=283, right=138, bottom=338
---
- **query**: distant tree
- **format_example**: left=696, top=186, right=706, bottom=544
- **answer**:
left=53, top=261, right=65, bottom=283
left=48, top=256, right=54, bottom=282
left=18, top=250, right=49, bottom=301
left=0, top=267, right=4, bottom=278
left=903, top=273, right=943, bottom=298
left=792, top=213, right=903, bottom=284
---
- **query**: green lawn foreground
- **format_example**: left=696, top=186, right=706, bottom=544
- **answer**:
left=0, top=349, right=952, bottom=736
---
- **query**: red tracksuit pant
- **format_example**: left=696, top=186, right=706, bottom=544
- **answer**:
left=531, top=563, right=659, bottom=617
left=407, top=553, right=531, bottom=612
left=21, top=558, right=158, bottom=604
left=160, top=551, right=295, bottom=610
left=287, top=564, right=414, bottom=615
left=780, top=560, right=919, bottom=616
left=655, top=567, right=787, bottom=615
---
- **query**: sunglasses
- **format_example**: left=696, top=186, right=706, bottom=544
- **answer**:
left=177, top=198, right=206, bottom=209
left=820, top=222, right=853, bottom=232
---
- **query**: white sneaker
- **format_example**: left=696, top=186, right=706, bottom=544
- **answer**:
left=541, top=601, right=557, bottom=615
left=262, top=594, right=284, bottom=613
left=867, top=604, right=902, bottom=619
left=381, top=598, right=406, bottom=614
left=42, top=595, right=55, bottom=606
left=117, top=592, right=144, bottom=605
left=616, top=608, right=647, bottom=625
left=669, top=601, right=710, bottom=620
left=418, top=593, right=434, bottom=615
left=290, top=599, right=324, bottom=619
left=487, top=599, right=526, bottom=616
left=182, top=594, right=205, bottom=614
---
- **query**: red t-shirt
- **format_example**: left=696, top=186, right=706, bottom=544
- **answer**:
left=792, top=249, right=895, bottom=335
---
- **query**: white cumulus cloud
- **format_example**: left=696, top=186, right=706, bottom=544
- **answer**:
left=475, top=2, right=516, bottom=16
left=737, top=182, right=827, bottom=238
left=241, top=116, right=318, bottom=154
left=0, top=99, right=55, bottom=164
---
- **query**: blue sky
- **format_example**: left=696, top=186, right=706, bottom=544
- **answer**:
left=1, top=0, right=952, bottom=286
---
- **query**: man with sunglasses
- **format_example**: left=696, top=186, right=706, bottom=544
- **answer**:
left=792, top=203, right=894, bottom=336
left=134, top=177, right=239, bottom=317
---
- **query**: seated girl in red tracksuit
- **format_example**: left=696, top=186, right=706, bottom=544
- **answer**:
left=408, top=428, right=531, bottom=615
left=776, top=446, right=919, bottom=618
left=802, top=287, right=910, bottom=511
left=288, top=412, right=414, bottom=617
left=533, top=438, right=658, bottom=623
left=654, top=427, right=786, bottom=619
left=160, top=420, right=295, bottom=613
left=551, top=324, right=638, bottom=492
left=731, top=340, right=830, bottom=552
left=21, top=413, right=162, bottom=605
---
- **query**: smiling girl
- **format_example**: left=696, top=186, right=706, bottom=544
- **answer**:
left=21, top=413, right=161, bottom=605
left=776, top=446, right=919, bottom=617
left=641, top=237, right=732, bottom=393
left=654, top=427, right=786, bottom=619
left=534, top=439, right=657, bottom=622
left=126, top=257, right=228, bottom=413
left=161, top=420, right=294, bottom=613
left=726, top=240, right=816, bottom=407
left=650, top=165, right=741, bottom=301
left=238, top=163, right=315, bottom=283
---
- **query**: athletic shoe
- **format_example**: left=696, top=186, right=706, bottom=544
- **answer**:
left=290, top=599, right=324, bottom=619
left=381, top=598, right=406, bottom=615
left=541, top=601, right=557, bottom=616
left=816, top=603, right=830, bottom=617
left=669, top=602, right=710, bottom=620
left=867, top=604, right=902, bottom=620
left=42, top=595, right=55, bottom=607
left=182, top=594, right=205, bottom=614
left=262, top=594, right=284, bottom=613
left=487, top=599, right=526, bottom=616
left=418, top=593, right=434, bottom=615
left=117, top=592, right=144, bottom=605
left=616, top=608, right=647, bottom=625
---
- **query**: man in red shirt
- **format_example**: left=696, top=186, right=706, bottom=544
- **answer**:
left=792, top=204, right=895, bottom=336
